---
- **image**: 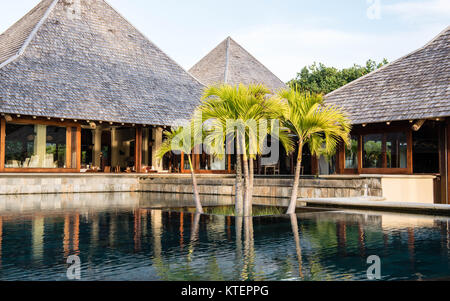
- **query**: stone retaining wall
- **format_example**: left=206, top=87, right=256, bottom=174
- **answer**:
left=0, top=174, right=141, bottom=195
left=0, top=174, right=383, bottom=199
left=139, top=175, right=383, bottom=199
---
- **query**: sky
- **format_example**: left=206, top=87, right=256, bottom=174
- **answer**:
left=0, top=0, right=449, bottom=82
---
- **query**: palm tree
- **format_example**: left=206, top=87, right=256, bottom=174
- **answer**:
left=157, top=126, right=203, bottom=214
left=197, top=84, right=292, bottom=216
left=279, top=88, right=351, bottom=214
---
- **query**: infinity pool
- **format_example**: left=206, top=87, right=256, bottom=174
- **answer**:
left=0, top=192, right=448, bottom=281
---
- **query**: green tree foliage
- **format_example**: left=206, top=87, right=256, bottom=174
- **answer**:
left=288, top=59, right=389, bottom=95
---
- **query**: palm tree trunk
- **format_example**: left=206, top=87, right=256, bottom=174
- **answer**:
left=248, top=158, right=254, bottom=217
left=188, top=155, right=203, bottom=214
left=241, top=136, right=251, bottom=217
left=235, top=137, right=244, bottom=217
left=287, top=142, right=303, bottom=214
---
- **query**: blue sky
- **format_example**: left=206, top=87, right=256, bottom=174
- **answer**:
left=1, top=0, right=449, bottom=81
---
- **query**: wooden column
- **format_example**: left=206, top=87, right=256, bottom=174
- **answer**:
left=77, top=126, right=81, bottom=171
left=66, top=127, right=72, bottom=169
left=407, top=129, right=414, bottom=175
left=336, top=142, right=345, bottom=174
left=357, top=135, right=363, bottom=175
left=135, top=127, right=142, bottom=173
left=447, top=120, right=450, bottom=204
left=0, top=118, right=5, bottom=172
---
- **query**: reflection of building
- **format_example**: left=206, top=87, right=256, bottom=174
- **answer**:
left=0, top=0, right=202, bottom=173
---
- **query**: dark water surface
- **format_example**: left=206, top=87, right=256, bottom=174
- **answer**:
left=0, top=192, right=449, bottom=281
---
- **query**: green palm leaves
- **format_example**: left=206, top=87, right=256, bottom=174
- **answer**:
left=156, top=83, right=350, bottom=216
left=197, top=83, right=293, bottom=216
left=278, top=88, right=351, bottom=214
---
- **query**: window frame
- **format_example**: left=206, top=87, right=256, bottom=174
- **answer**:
left=0, top=118, right=81, bottom=173
left=339, top=125, right=413, bottom=175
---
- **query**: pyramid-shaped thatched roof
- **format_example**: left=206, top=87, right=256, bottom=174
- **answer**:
left=189, top=37, right=286, bottom=91
left=0, top=0, right=204, bottom=126
left=324, top=26, right=450, bottom=125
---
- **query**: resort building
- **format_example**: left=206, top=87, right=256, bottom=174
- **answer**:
left=0, top=0, right=203, bottom=173
left=0, top=0, right=449, bottom=205
left=324, top=26, right=450, bottom=204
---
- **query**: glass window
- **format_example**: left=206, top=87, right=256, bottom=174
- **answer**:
left=363, top=134, right=383, bottom=168
left=386, top=132, right=407, bottom=168
left=5, top=123, right=66, bottom=169
left=345, top=136, right=359, bottom=169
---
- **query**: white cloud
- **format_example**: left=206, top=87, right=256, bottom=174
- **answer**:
left=382, top=0, right=450, bottom=19
left=233, top=24, right=447, bottom=82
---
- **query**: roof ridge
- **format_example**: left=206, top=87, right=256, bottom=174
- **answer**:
left=223, top=36, right=231, bottom=84
left=0, top=0, right=59, bottom=70
left=325, top=26, right=450, bottom=99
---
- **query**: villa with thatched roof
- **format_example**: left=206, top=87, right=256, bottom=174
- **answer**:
left=0, top=0, right=203, bottom=173
left=324, top=26, right=450, bottom=204
left=0, top=0, right=449, bottom=205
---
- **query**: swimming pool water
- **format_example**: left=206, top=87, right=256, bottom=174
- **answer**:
left=0, top=193, right=448, bottom=281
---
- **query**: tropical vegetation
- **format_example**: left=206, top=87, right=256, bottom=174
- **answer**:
left=156, top=83, right=351, bottom=216
left=196, top=84, right=293, bottom=217
left=277, top=88, right=351, bottom=214
left=288, top=59, right=388, bottom=95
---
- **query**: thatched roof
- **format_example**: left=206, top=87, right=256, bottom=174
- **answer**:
left=189, top=37, right=286, bottom=92
left=324, top=26, right=450, bottom=125
left=0, top=0, right=204, bottom=126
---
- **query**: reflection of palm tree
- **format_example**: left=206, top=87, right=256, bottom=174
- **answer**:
left=241, top=216, right=255, bottom=280
left=188, top=213, right=201, bottom=263
left=234, top=216, right=243, bottom=279
left=289, top=214, right=304, bottom=279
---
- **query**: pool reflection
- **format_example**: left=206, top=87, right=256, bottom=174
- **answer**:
left=0, top=192, right=448, bottom=281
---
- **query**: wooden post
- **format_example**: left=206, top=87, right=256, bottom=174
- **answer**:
left=0, top=118, right=5, bottom=172
left=135, top=127, right=142, bottom=173
left=66, top=127, right=72, bottom=169
left=447, top=120, right=450, bottom=204
left=357, top=135, right=363, bottom=175
left=407, top=129, right=414, bottom=175
left=76, top=126, right=81, bottom=172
